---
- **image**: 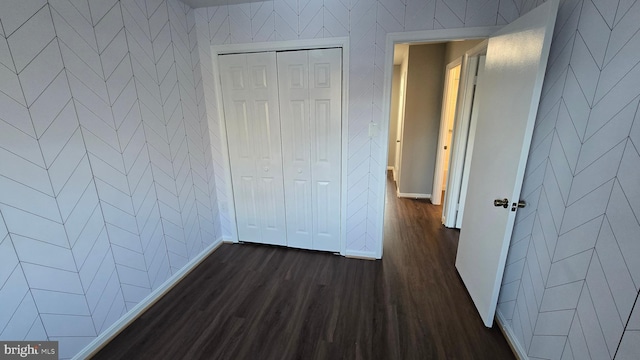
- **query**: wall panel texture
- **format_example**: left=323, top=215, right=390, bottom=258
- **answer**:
left=497, top=0, right=640, bottom=359
left=194, top=0, right=524, bottom=252
left=0, top=0, right=220, bottom=358
left=2, top=0, right=639, bottom=359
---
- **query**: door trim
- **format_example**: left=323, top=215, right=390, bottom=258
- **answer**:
left=377, top=27, right=500, bottom=259
left=210, top=37, right=350, bottom=256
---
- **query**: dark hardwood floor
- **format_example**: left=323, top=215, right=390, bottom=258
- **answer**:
left=94, top=172, right=514, bottom=360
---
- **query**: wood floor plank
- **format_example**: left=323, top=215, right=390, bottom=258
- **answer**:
left=93, top=173, right=514, bottom=359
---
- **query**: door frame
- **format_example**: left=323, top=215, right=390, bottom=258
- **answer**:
left=210, top=37, right=350, bottom=255
left=431, top=57, right=462, bottom=206
left=377, top=27, right=500, bottom=259
left=442, top=41, right=488, bottom=227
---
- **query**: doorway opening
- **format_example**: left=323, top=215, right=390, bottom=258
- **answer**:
left=381, top=1, right=557, bottom=329
left=387, top=39, right=486, bottom=228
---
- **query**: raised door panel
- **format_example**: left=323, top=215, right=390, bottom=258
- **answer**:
left=219, top=54, right=260, bottom=242
left=219, top=52, right=287, bottom=246
left=277, top=50, right=313, bottom=249
left=309, top=48, right=342, bottom=252
left=246, top=53, right=287, bottom=246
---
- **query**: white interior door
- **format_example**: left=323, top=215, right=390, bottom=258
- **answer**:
left=455, top=55, right=486, bottom=229
left=219, top=52, right=287, bottom=246
left=442, top=53, right=482, bottom=228
left=394, top=71, right=407, bottom=184
left=309, top=49, right=342, bottom=252
left=277, top=50, right=312, bottom=249
left=432, top=62, right=462, bottom=205
left=455, top=0, right=559, bottom=327
left=277, top=48, right=342, bottom=252
left=442, top=65, right=461, bottom=189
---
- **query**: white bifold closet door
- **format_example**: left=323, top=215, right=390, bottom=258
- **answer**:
left=219, top=49, right=342, bottom=252
left=218, top=52, right=287, bottom=246
left=277, top=48, right=342, bottom=252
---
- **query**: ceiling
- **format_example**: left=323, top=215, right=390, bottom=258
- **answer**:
left=181, top=0, right=264, bottom=8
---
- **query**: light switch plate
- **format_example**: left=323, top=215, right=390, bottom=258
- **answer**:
left=368, top=122, right=378, bottom=138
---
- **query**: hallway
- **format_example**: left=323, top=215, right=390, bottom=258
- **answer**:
left=94, top=172, right=513, bottom=359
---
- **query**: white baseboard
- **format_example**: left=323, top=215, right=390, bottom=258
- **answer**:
left=73, top=237, right=225, bottom=360
left=397, top=192, right=431, bottom=199
left=496, top=309, right=528, bottom=360
left=345, top=250, right=378, bottom=260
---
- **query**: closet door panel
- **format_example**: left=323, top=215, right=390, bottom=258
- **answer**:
left=277, top=51, right=313, bottom=249
left=219, top=55, right=260, bottom=242
left=247, top=53, right=287, bottom=245
left=309, top=48, right=342, bottom=252
left=220, top=52, right=286, bottom=245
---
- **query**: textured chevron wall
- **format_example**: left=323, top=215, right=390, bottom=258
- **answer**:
left=2, top=0, right=640, bottom=359
left=194, top=0, right=526, bottom=252
left=497, top=0, right=640, bottom=358
left=0, top=0, right=220, bottom=358
left=196, top=0, right=640, bottom=359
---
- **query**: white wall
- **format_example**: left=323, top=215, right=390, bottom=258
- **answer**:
left=4, top=1, right=638, bottom=359
left=387, top=65, right=401, bottom=167
left=194, top=0, right=521, bottom=254
left=0, top=0, right=220, bottom=358
left=398, top=43, right=445, bottom=196
left=194, top=0, right=640, bottom=358
left=497, top=0, right=640, bottom=358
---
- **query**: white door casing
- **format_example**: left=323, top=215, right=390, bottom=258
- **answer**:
left=454, top=0, right=559, bottom=327
left=277, top=48, right=343, bottom=252
left=219, top=52, right=288, bottom=246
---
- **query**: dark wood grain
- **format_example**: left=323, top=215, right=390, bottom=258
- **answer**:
left=94, top=172, right=514, bottom=360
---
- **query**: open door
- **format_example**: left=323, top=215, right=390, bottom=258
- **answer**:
left=432, top=60, right=461, bottom=206
left=453, top=54, right=486, bottom=229
left=442, top=45, right=486, bottom=228
left=455, top=0, right=559, bottom=327
left=394, top=70, right=407, bottom=185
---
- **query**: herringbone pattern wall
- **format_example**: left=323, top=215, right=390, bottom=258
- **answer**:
left=2, top=0, right=639, bottom=359
left=194, top=0, right=524, bottom=253
left=498, top=0, right=640, bottom=358
left=0, top=0, right=218, bottom=358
